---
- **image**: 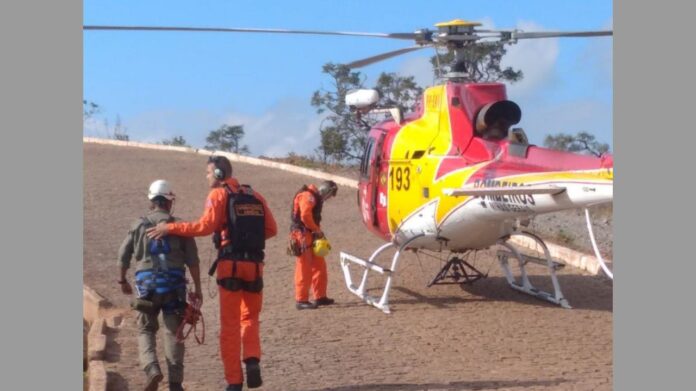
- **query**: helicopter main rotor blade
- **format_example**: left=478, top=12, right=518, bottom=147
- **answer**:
left=345, top=46, right=428, bottom=69
left=511, top=30, right=613, bottom=39
left=83, top=25, right=417, bottom=40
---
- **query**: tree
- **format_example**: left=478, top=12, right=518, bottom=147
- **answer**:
left=374, top=72, right=422, bottom=113
left=83, top=100, right=101, bottom=119
left=161, top=136, right=190, bottom=147
left=430, top=43, right=523, bottom=83
left=205, top=124, right=250, bottom=154
left=112, top=114, right=129, bottom=141
left=543, top=132, right=610, bottom=157
left=311, top=63, right=423, bottom=163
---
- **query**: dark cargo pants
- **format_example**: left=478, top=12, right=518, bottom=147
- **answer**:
left=136, top=293, right=185, bottom=383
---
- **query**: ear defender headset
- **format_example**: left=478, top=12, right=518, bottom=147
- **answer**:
left=209, top=156, right=225, bottom=180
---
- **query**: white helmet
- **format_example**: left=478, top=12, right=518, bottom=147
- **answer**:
left=148, top=179, right=176, bottom=201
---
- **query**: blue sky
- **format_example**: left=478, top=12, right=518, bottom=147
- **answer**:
left=83, top=0, right=612, bottom=157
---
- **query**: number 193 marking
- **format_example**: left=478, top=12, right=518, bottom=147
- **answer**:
left=389, top=167, right=410, bottom=191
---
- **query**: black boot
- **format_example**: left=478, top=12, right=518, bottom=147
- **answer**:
left=169, top=382, right=185, bottom=391
left=295, top=301, right=317, bottom=310
left=315, top=297, right=335, bottom=306
left=244, top=357, right=262, bottom=388
left=225, top=384, right=242, bottom=391
left=144, top=363, right=163, bottom=391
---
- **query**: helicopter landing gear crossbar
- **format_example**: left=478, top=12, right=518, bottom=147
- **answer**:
left=339, top=234, right=426, bottom=314
left=427, top=256, right=487, bottom=287
left=497, top=232, right=571, bottom=309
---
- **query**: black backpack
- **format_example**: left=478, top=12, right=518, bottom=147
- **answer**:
left=209, top=184, right=266, bottom=276
left=223, top=183, right=266, bottom=253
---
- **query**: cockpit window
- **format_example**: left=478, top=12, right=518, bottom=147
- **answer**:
left=360, top=138, right=375, bottom=178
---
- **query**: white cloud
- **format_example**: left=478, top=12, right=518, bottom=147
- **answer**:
left=114, top=98, right=324, bottom=157
left=222, top=99, right=324, bottom=157
left=502, top=21, right=560, bottom=100
left=518, top=98, right=613, bottom=148
left=577, top=20, right=613, bottom=89
left=83, top=117, right=111, bottom=138
left=398, top=55, right=435, bottom=89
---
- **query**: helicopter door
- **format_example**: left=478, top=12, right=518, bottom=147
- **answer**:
left=359, top=132, right=386, bottom=233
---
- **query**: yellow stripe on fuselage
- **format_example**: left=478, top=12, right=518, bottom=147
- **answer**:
left=387, top=85, right=489, bottom=232
left=493, top=169, right=614, bottom=185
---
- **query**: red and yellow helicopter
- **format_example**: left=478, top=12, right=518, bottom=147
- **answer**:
left=84, top=19, right=613, bottom=313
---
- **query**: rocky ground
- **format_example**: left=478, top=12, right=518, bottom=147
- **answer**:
left=84, top=143, right=613, bottom=390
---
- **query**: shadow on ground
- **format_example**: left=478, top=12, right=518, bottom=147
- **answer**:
left=306, top=377, right=570, bottom=391
left=458, top=275, right=612, bottom=312
left=362, top=272, right=612, bottom=313
left=106, top=371, right=130, bottom=391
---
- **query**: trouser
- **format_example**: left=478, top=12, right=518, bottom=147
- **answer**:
left=216, top=258, right=264, bottom=385
left=136, top=294, right=186, bottom=383
left=294, top=231, right=328, bottom=302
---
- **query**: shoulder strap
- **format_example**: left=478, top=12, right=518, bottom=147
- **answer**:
left=139, top=216, right=153, bottom=229
left=239, top=184, right=254, bottom=195
left=140, top=214, right=173, bottom=227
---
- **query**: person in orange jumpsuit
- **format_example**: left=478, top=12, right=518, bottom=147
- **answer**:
left=291, top=180, right=338, bottom=310
left=147, top=156, right=277, bottom=391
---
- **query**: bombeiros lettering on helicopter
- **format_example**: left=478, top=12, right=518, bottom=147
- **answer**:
left=472, top=179, right=536, bottom=206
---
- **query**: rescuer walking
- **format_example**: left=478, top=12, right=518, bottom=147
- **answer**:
left=118, top=179, right=202, bottom=391
left=147, top=156, right=277, bottom=391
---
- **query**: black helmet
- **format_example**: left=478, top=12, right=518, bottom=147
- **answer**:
left=318, top=180, right=338, bottom=200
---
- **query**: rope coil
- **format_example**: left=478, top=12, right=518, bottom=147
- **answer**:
left=176, top=291, right=205, bottom=344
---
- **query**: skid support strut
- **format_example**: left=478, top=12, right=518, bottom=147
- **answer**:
left=427, top=255, right=487, bottom=287
left=497, top=232, right=571, bottom=308
left=339, top=234, right=425, bottom=314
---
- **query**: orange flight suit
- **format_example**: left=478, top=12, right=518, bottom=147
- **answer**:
left=292, top=185, right=328, bottom=302
left=166, top=177, right=277, bottom=385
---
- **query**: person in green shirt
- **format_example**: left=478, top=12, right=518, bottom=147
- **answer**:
left=117, top=179, right=202, bottom=391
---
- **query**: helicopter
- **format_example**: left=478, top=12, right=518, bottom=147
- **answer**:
left=84, top=19, right=613, bottom=313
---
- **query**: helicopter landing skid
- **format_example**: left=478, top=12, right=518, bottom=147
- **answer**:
left=497, top=232, right=571, bottom=309
left=427, top=256, right=487, bottom=287
left=339, top=234, right=427, bottom=314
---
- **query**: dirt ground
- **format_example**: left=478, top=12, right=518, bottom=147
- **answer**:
left=84, top=143, right=612, bottom=391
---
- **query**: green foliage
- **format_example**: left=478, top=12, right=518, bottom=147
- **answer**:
left=205, top=124, right=250, bottom=154
left=375, top=73, right=423, bottom=114
left=543, top=132, right=610, bottom=157
left=161, top=136, right=190, bottom=147
left=83, top=100, right=101, bottom=119
left=311, top=63, right=422, bottom=163
left=311, top=64, right=364, bottom=162
left=556, top=228, right=575, bottom=246
left=430, top=42, right=523, bottom=83
left=112, top=114, right=129, bottom=141
left=262, top=152, right=358, bottom=176
left=83, top=102, right=130, bottom=141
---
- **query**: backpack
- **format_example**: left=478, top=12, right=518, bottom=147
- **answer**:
left=223, top=183, right=266, bottom=253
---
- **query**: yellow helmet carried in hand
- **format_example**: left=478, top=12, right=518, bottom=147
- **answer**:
left=313, top=238, right=331, bottom=257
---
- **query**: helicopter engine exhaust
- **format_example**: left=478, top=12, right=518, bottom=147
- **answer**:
left=475, top=100, right=521, bottom=139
